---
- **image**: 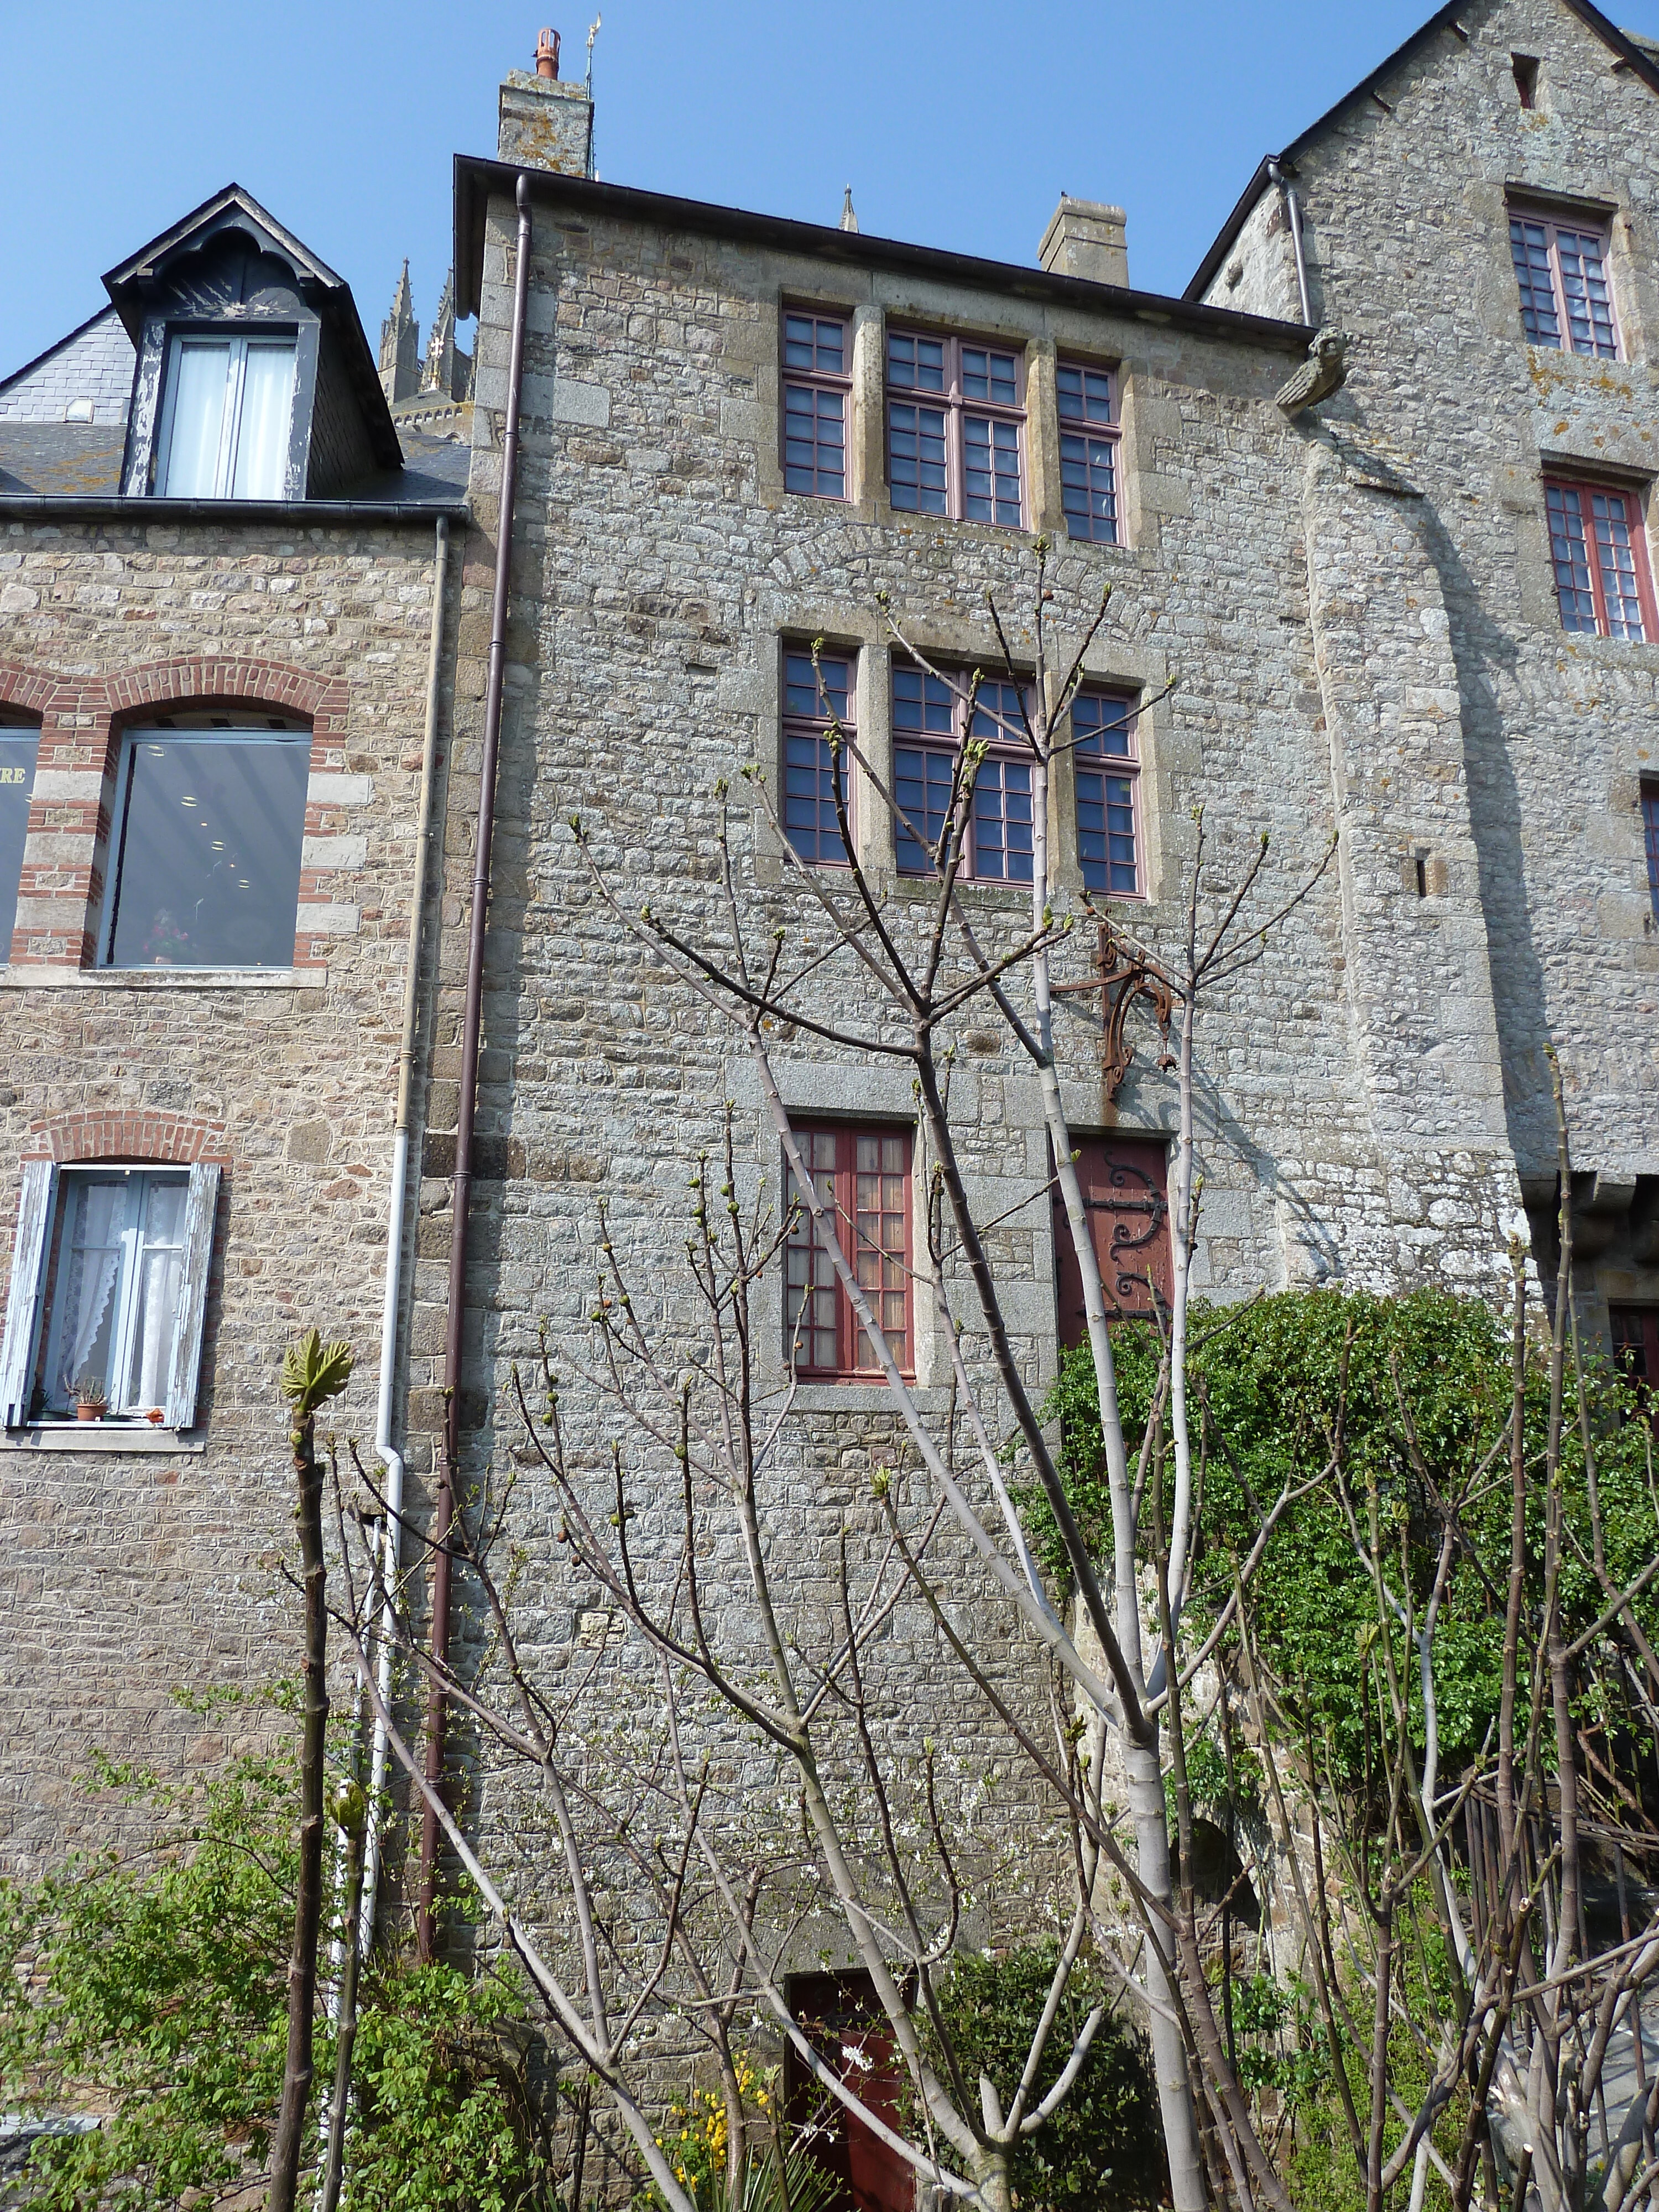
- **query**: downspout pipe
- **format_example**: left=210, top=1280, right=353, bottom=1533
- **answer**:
left=418, top=171, right=533, bottom=1958
left=1268, top=158, right=1314, bottom=327
left=360, top=512, right=450, bottom=1955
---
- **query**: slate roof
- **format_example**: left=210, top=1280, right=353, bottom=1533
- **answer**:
left=0, top=420, right=471, bottom=509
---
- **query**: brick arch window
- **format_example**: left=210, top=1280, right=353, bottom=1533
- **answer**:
left=102, top=702, right=312, bottom=968
left=0, top=704, right=40, bottom=963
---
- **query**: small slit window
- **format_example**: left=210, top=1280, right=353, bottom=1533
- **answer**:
left=1072, top=691, right=1141, bottom=898
left=102, top=716, right=311, bottom=969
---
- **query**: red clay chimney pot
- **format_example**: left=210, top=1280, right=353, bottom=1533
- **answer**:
left=536, top=27, right=560, bottom=77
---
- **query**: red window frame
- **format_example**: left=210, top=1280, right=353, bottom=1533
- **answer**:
left=1509, top=208, right=1620, bottom=358
left=891, top=664, right=1034, bottom=883
left=886, top=327, right=1026, bottom=527
left=1643, top=780, right=1659, bottom=920
left=1056, top=358, right=1121, bottom=544
left=781, top=309, right=851, bottom=501
left=1072, top=688, right=1142, bottom=899
left=781, top=647, right=853, bottom=867
left=1054, top=1136, right=1171, bottom=1346
left=1543, top=478, right=1656, bottom=640
left=1611, top=1306, right=1659, bottom=1420
left=783, top=1124, right=912, bottom=1379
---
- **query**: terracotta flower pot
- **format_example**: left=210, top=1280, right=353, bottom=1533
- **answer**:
left=76, top=1404, right=105, bottom=1422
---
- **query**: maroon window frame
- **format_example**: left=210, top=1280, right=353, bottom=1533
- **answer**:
left=1509, top=209, right=1619, bottom=357
left=1643, top=780, right=1659, bottom=919
left=887, top=328, right=1025, bottom=527
left=782, top=310, right=850, bottom=500
left=1072, top=689, right=1141, bottom=899
left=1611, top=1306, right=1659, bottom=1422
left=784, top=1124, right=912, bottom=1378
left=1054, top=1136, right=1171, bottom=1346
left=782, top=649, right=853, bottom=867
left=891, top=665, right=1034, bottom=882
left=1543, top=478, right=1655, bottom=640
left=1057, top=359, right=1120, bottom=544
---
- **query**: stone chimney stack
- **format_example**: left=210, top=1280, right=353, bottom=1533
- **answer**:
left=499, top=26, right=593, bottom=173
left=1037, top=196, right=1129, bottom=289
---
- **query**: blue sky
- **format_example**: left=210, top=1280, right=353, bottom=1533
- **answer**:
left=6, top=1, right=1659, bottom=377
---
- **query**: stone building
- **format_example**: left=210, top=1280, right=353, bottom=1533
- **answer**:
left=0, top=184, right=467, bottom=1866
left=1, top=0, right=1657, bottom=2042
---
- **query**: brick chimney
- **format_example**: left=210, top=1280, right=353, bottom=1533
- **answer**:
left=1037, top=196, right=1129, bottom=289
left=499, top=28, right=592, bottom=173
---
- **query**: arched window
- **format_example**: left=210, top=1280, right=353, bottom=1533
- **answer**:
left=101, top=708, right=311, bottom=969
left=0, top=709, right=40, bottom=962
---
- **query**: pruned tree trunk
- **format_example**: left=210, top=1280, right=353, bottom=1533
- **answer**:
left=270, top=1400, right=329, bottom=2212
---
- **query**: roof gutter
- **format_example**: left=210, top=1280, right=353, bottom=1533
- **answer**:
left=452, top=155, right=1311, bottom=353
left=416, top=171, right=533, bottom=1960
left=0, top=495, right=469, bottom=524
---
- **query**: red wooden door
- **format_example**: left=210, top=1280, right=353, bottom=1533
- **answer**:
left=785, top=1974, right=912, bottom=2212
left=1053, top=1135, right=1171, bottom=1348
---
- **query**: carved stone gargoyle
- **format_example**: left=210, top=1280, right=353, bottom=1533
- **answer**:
left=1276, top=325, right=1349, bottom=416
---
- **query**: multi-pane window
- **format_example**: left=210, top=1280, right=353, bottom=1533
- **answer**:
left=782, top=650, right=852, bottom=866
left=102, top=714, right=312, bottom=969
left=1543, top=479, right=1653, bottom=640
left=782, top=311, right=849, bottom=499
left=1509, top=212, right=1618, bottom=357
left=0, top=718, right=39, bottom=962
left=1057, top=361, right=1120, bottom=544
left=0, top=1160, right=220, bottom=1429
left=783, top=1125, right=912, bottom=1378
left=1072, top=691, right=1141, bottom=898
left=156, top=332, right=297, bottom=498
left=1643, top=781, right=1659, bottom=919
left=888, top=330, right=1025, bottom=527
left=893, top=667, right=1032, bottom=881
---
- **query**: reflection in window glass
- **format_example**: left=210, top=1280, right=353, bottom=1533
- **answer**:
left=0, top=727, right=39, bottom=961
left=104, top=727, right=310, bottom=968
left=36, top=1171, right=189, bottom=1417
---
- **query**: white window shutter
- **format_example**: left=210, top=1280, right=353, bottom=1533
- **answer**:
left=164, top=1162, right=220, bottom=1431
left=0, top=1161, right=56, bottom=1428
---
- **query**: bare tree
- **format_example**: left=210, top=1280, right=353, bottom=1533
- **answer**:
left=333, top=547, right=1347, bottom=2210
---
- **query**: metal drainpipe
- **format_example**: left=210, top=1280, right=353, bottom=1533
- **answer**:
left=357, top=511, right=450, bottom=1956
left=1268, top=159, right=1314, bottom=326
left=417, top=171, right=533, bottom=1958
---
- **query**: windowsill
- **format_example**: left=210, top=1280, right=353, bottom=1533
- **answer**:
left=2, top=1423, right=205, bottom=1453
left=0, top=964, right=324, bottom=990
left=774, top=1381, right=954, bottom=1415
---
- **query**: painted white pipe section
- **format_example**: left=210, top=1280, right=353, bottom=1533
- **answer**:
left=361, top=512, right=451, bottom=1952
left=1268, top=158, right=1314, bottom=326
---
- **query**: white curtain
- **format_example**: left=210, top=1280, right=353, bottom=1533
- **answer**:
left=161, top=341, right=231, bottom=497
left=231, top=343, right=294, bottom=499
left=55, top=1183, right=126, bottom=1404
left=127, top=1183, right=188, bottom=1412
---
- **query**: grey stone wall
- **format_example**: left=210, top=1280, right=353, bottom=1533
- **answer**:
left=1199, top=0, right=1658, bottom=1329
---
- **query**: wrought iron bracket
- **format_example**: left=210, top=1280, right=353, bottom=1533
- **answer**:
left=1051, top=922, right=1177, bottom=1103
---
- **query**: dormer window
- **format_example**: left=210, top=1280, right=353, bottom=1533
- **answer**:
left=155, top=332, right=296, bottom=499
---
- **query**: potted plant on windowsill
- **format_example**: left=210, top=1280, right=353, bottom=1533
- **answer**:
left=74, top=1375, right=109, bottom=1423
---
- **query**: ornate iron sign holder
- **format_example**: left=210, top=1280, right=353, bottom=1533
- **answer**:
left=1051, top=922, right=1177, bottom=1103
